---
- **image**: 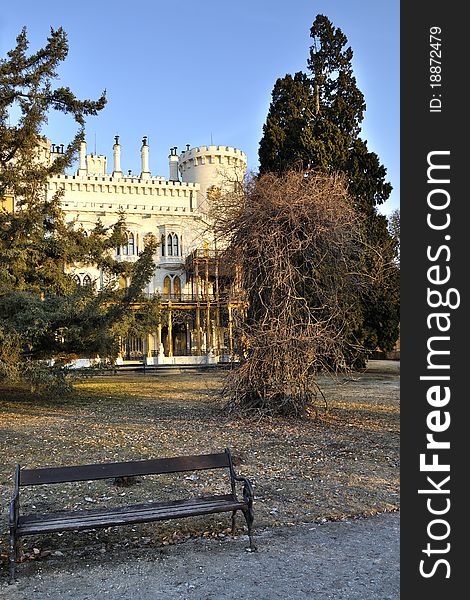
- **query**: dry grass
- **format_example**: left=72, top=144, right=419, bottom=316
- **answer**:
left=0, top=360, right=399, bottom=573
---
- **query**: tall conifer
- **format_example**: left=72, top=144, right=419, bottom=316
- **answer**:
left=0, top=28, right=159, bottom=388
left=258, top=15, right=399, bottom=364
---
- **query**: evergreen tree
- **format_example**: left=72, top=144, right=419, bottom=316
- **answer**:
left=0, top=28, right=159, bottom=389
left=258, top=15, right=399, bottom=365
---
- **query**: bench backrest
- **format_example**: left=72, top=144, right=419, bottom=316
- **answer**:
left=18, top=451, right=233, bottom=486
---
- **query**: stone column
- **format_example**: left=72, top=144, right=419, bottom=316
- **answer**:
left=205, top=256, right=211, bottom=352
left=167, top=303, right=173, bottom=357
left=215, top=253, right=221, bottom=355
left=196, top=304, right=201, bottom=355
left=195, top=258, right=200, bottom=301
left=156, top=320, right=164, bottom=358
left=206, top=304, right=211, bottom=353
left=186, top=323, right=191, bottom=355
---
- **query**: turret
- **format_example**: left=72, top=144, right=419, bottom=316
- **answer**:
left=178, top=145, right=247, bottom=211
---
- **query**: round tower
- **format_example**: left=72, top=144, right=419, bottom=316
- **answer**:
left=178, top=145, right=247, bottom=212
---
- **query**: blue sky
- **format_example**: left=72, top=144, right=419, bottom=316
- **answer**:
left=1, top=0, right=399, bottom=215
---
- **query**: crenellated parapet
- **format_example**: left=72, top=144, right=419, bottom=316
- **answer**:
left=51, top=172, right=198, bottom=191
left=49, top=172, right=200, bottom=215
left=178, top=145, right=247, bottom=172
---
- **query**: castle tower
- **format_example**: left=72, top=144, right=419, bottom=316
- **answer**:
left=178, top=145, right=247, bottom=212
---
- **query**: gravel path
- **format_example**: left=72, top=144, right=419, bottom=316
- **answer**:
left=1, top=512, right=399, bottom=599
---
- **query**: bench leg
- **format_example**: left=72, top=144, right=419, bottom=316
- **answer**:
left=9, top=531, right=17, bottom=584
left=242, top=508, right=256, bottom=551
left=231, top=510, right=237, bottom=535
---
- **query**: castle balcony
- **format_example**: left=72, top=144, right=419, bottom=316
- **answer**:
left=159, top=257, right=185, bottom=269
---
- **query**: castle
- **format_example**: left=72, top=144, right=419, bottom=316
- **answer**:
left=47, top=137, right=247, bottom=366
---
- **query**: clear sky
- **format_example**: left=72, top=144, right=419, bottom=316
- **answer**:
left=0, top=0, right=399, bottom=215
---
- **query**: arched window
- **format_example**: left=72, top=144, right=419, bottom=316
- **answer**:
left=172, top=234, right=179, bottom=257
left=82, top=274, right=92, bottom=286
left=116, top=245, right=121, bottom=256
left=73, top=274, right=81, bottom=285
left=122, top=235, right=128, bottom=255
left=167, top=234, right=173, bottom=256
left=161, top=234, right=166, bottom=257
left=173, top=276, right=181, bottom=299
left=163, top=276, right=171, bottom=299
left=128, top=232, right=135, bottom=255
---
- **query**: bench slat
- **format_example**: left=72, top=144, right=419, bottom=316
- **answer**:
left=19, top=452, right=231, bottom=486
left=17, top=495, right=245, bottom=535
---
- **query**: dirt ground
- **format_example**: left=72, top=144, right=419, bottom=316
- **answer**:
left=1, top=512, right=399, bottom=600
left=0, top=360, right=399, bottom=592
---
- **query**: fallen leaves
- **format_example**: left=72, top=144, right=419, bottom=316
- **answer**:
left=0, top=361, right=399, bottom=566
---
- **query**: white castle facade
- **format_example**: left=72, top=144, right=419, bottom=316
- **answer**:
left=47, top=137, right=247, bottom=365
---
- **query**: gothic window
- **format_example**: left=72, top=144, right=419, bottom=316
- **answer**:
left=73, top=274, right=81, bottom=285
left=163, top=276, right=171, bottom=299
left=173, top=276, right=181, bottom=299
left=82, top=274, right=92, bottom=286
left=128, top=232, right=135, bottom=255
left=162, top=232, right=180, bottom=257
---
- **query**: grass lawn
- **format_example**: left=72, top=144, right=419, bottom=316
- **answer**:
left=0, top=360, right=399, bottom=574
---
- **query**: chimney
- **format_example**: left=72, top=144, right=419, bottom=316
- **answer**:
left=113, top=135, right=122, bottom=177
left=78, top=140, right=87, bottom=175
left=140, top=136, right=150, bottom=179
left=169, top=147, right=179, bottom=181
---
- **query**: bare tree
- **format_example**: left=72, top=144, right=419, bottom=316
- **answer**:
left=211, top=170, right=365, bottom=417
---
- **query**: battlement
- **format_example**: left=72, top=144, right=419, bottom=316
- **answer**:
left=179, top=145, right=247, bottom=163
left=52, top=173, right=199, bottom=190
left=49, top=173, right=200, bottom=216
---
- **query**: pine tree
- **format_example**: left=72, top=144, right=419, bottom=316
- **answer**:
left=258, top=15, right=399, bottom=365
left=0, top=28, right=159, bottom=389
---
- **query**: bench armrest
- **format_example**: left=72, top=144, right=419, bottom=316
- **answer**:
left=225, top=448, right=254, bottom=507
left=233, top=475, right=254, bottom=507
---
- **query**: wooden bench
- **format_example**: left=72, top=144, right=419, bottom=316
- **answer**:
left=9, top=448, right=254, bottom=582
